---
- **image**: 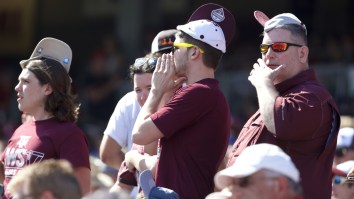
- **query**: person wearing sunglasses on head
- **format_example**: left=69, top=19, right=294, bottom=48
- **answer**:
left=100, top=29, right=177, bottom=171
left=206, top=143, right=303, bottom=199
left=0, top=38, right=91, bottom=199
left=100, top=30, right=177, bottom=198
left=332, top=160, right=354, bottom=199
left=227, top=11, right=340, bottom=199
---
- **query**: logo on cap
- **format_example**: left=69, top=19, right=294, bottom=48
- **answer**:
left=159, top=38, right=174, bottom=46
left=211, top=8, right=225, bottom=22
left=63, top=58, right=70, bottom=65
left=37, top=47, right=43, bottom=54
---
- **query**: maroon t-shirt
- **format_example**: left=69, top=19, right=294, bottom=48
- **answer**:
left=151, top=78, right=231, bottom=199
left=228, top=69, right=340, bottom=199
left=0, top=118, right=90, bottom=199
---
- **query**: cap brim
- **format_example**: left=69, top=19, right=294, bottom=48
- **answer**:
left=139, top=170, right=156, bottom=197
left=205, top=191, right=232, bottom=199
left=19, top=56, right=43, bottom=68
left=215, top=165, right=258, bottom=189
left=332, top=167, right=347, bottom=177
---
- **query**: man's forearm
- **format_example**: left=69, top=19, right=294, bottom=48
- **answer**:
left=126, top=151, right=157, bottom=172
left=134, top=89, right=162, bottom=130
left=132, top=89, right=163, bottom=145
left=255, top=81, right=279, bottom=134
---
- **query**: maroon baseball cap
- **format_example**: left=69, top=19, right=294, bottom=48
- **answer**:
left=187, top=3, right=235, bottom=46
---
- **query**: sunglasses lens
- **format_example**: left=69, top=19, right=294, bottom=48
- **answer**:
left=272, top=43, right=288, bottom=52
left=134, top=58, right=147, bottom=66
left=148, top=57, right=158, bottom=67
left=260, top=44, right=269, bottom=53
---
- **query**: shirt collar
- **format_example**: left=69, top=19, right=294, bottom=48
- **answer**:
left=275, top=69, right=316, bottom=93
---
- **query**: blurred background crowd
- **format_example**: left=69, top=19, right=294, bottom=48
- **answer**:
left=0, top=0, right=354, bottom=155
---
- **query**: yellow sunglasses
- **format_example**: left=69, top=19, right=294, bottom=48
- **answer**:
left=173, top=42, right=204, bottom=54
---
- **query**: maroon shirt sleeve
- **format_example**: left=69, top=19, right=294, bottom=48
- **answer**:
left=150, top=84, right=217, bottom=138
left=274, top=92, right=328, bottom=141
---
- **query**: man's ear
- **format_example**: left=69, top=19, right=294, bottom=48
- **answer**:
left=44, top=84, right=53, bottom=96
left=298, top=46, right=309, bottom=64
left=190, top=47, right=201, bottom=60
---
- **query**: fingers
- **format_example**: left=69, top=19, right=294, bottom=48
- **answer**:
left=158, top=55, right=166, bottom=72
left=157, top=54, right=173, bottom=73
left=256, top=58, right=267, bottom=68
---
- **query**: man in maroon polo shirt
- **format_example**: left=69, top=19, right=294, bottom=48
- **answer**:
left=227, top=11, right=340, bottom=199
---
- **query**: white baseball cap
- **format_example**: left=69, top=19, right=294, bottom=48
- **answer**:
left=332, top=160, right=354, bottom=176
left=177, top=19, right=226, bottom=53
left=205, top=189, right=232, bottom=199
left=151, top=29, right=177, bottom=54
left=20, top=37, right=72, bottom=73
left=337, top=127, right=354, bottom=149
left=214, top=143, right=300, bottom=189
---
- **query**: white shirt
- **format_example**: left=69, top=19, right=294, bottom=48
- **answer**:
left=103, top=91, right=140, bottom=152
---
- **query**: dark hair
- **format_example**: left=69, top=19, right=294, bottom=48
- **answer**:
left=129, top=53, right=157, bottom=79
left=23, top=59, right=79, bottom=122
left=176, top=31, right=223, bottom=70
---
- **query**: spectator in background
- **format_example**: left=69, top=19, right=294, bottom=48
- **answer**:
left=79, top=34, right=126, bottom=154
left=0, top=38, right=91, bottom=198
left=107, top=30, right=177, bottom=198
left=335, top=127, right=354, bottom=165
left=227, top=10, right=340, bottom=199
left=206, top=143, right=303, bottom=199
left=99, top=29, right=177, bottom=170
left=89, top=155, right=115, bottom=192
left=332, top=160, right=354, bottom=199
left=7, top=159, right=82, bottom=199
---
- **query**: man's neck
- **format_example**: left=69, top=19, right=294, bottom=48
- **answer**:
left=186, top=63, right=215, bottom=84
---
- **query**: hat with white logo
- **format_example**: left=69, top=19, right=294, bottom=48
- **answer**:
left=187, top=3, right=236, bottom=47
left=176, top=3, right=235, bottom=53
left=254, top=10, right=307, bottom=35
left=20, top=37, right=72, bottom=73
left=214, top=143, right=300, bottom=189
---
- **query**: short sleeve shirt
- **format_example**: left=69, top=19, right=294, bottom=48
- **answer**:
left=227, top=69, right=340, bottom=199
left=151, top=78, right=231, bottom=199
left=1, top=118, right=90, bottom=199
left=103, top=91, right=140, bottom=152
